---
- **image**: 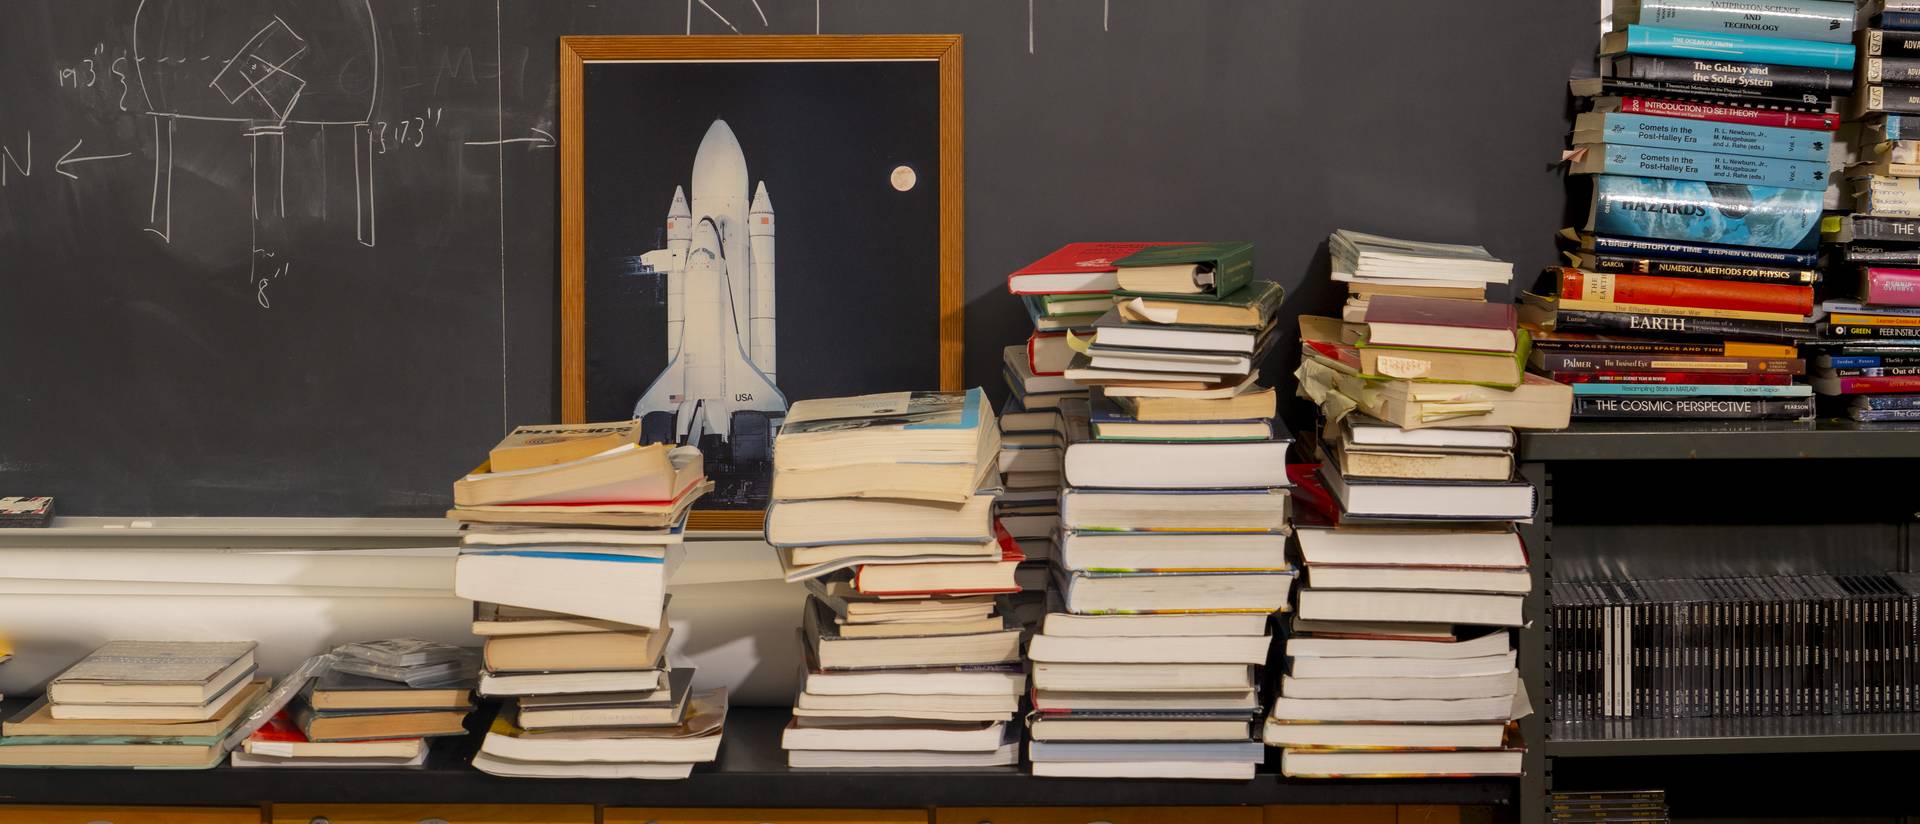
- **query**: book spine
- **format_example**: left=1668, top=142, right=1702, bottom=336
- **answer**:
left=1616, top=95, right=1840, bottom=130
left=1863, top=268, right=1920, bottom=307
left=1590, top=233, right=1820, bottom=266
left=1869, top=31, right=1920, bottom=62
left=1826, top=354, right=1920, bottom=368
left=1859, top=394, right=1920, bottom=408
left=1870, top=113, right=1920, bottom=142
left=1843, top=214, right=1920, bottom=242
left=1561, top=269, right=1814, bottom=315
left=1829, top=321, right=1920, bottom=339
left=1550, top=370, right=1793, bottom=385
left=1589, top=254, right=1820, bottom=284
left=1553, top=308, right=1820, bottom=341
left=1590, top=175, right=1825, bottom=251
left=1881, top=10, right=1920, bottom=30
left=1854, top=407, right=1920, bottom=419
left=1852, top=175, right=1920, bottom=219
left=1584, top=112, right=1832, bottom=161
left=1612, top=55, right=1854, bottom=96
left=1826, top=375, right=1920, bottom=393
left=1577, top=143, right=1830, bottom=190
left=1629, top=0, right=1852, bottom=42
left=1843, top=245, right=1920, bottom=264
left=1625, top=25, right=1857, bottom=69
left=1868, top=57, right=1920, bottom=84
left=1833, top=365, right=1920, bottom=376
left=1538, top=353, right=1803, bottom=373
left=1862, top=84, right=1920, bottom=114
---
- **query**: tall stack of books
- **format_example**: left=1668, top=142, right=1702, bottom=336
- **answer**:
left=1536, top=3, right=1850, bottom=419
left=0, top=641, right=264, bottom=769
left=1279, top=232, right=1566, bottom=779
left=233, top=639, right=478, bottom=768
left=1022, top=242, right=1291, bottom=781
left=1811, top=16, right=1920, bottom=417
left=449, top=422, right=722, bottom=779
left=768, top=389, right=1027, bottom=769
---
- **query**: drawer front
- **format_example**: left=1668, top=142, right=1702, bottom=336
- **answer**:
left=605, top=813, right=927, bottom=824
left=269, top=805, right=595, bottom=824
left=1264, top=808, right=1398, bottom=824
left=935, top=808, right=1263, bottom=824
left=0, top=808, right=262, bottom=824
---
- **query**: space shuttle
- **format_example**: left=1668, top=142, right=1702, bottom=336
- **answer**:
left=634, top=120, right=787, bottom=462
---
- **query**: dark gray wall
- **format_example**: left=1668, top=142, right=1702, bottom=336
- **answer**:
left=0, top=0, right=1600, bottom=516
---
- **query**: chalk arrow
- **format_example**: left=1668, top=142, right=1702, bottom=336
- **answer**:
left=55, top=139, right=132, bottom=180
left=464, top=127, right=555, bottom=149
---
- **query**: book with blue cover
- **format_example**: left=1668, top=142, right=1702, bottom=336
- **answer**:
left=1586, top=175, right=1824, bottom=250
left=1572, top=143, right=1828, bottom=190
left=1613, top=0, right=1852, bottom=43
left=1574, top=112, right=1831, bottom=162
left=1575, top=232, right=1820, bottom=268
left=1602, top=25, right=1856, bottom=70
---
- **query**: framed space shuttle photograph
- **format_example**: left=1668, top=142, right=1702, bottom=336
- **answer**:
left=560, top=35, right=964, bottom=531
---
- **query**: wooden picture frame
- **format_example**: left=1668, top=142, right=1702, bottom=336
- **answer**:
left=559, top=36, right=964, bottom=532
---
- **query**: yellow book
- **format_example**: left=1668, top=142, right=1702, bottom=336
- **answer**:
left=1830, top=312, right=1920, bottom=328
left=488, top=422, right=645, bottom=473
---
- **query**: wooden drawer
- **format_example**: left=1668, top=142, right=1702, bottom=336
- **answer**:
left=936, top=808, right=1262, bottom=824
left=0, top=808, right=261, bottom=824
left=1264, top=808, right=1397, bottom=824
left=606, top=813, right=926, bottom=824
left=269, top=806, right=594, bottom=824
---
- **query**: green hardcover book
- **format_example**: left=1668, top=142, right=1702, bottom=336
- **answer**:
left=1112, top=241, right=1256, bottom=300
left=1111, top=281, right=1284, bottom=329
left=1353, top=329, right=1533, bottom=389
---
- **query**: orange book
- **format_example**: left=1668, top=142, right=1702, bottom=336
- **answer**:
left=1557, top=267, right=1812, bottom=317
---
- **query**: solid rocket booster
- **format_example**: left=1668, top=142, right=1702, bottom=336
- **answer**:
left=665, top=185, right=691, bottom=361
left=748, top=181, right=776, bottom=381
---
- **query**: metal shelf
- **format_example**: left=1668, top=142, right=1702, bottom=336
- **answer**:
left=1546, top=713, right=1920, bottom=758
left=0, top=704, right=1515, bottom=808
left=1517, top=419, right=1920, bottom=462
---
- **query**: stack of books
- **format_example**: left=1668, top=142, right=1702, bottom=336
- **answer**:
left=768, top=389, right=1027, bottom=769
left=1333, top=230, right=1514, bottom=323
left=449, top=422, right=722, bottom=779
left=997, top=391, right=1068, bottom=580
left=1279, top=233, right=1566, bottom=779
left=1003, top=242, right=1161, bottom=415
left=233, top=642, right=477, bottom=768
left=1017, top=242, right=1291, bottom=781
left=1540, top=6, right=1846, bottom=419
left=1815, top=20, right=1920, bottom=416
left=0, top=641, right=264, bottom=769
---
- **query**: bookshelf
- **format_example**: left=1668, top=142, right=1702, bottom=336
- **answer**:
left=1515, top=422, right=1920, bottom=824
left=0, top=703, right=1513, bottom=808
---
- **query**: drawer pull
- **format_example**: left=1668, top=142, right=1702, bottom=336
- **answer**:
left=421, top=819, right=451, bottom=824
left=310, top=818, right=329, bottom=824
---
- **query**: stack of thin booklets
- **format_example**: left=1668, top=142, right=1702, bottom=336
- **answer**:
left=0, top=641, right=264, bottom=769
left=767, top=389, right=1027, bottom=769
left=1540, top=7, right=1849, bottom=419
left=449, top=422, right=723, bottom=779
left=1277, top=232, right=1564, bottom=779
left=1016, top=243, right=1291, bottom=781
left=233, top=639, right=478, bottom=768
left=996, top=384, right=1069, bottom=584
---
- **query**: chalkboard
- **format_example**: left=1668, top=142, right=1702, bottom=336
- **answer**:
left=0, top=0, right=1599, bottom=517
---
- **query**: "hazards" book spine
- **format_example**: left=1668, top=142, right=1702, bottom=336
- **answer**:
left=1589, top=175, right=1824, bottom=251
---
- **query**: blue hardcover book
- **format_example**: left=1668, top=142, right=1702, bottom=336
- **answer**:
left=1573, top=143, right=1827, bottom=190
left=1586, top=234, right=1820, bottom=267
left=1570, top=383, right=1814, bottom=397
left=1617, top=0, right=1852, bottom=43
left=1871, top=113, right=1920, bottom=142
left=1605, top=25, right=1856, bottom=70
left=1877, top=10, right=1920, bottom=31
left=1588, top=175, right=1824, bottom=250
left=1853, top=407, right=1920, bottom=420
left=1856, top=394, right=1920, bottom=409
left=1575, top=112, right=1830, bottom=162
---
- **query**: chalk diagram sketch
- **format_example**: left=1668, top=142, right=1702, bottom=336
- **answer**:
left=131, top=0, right=381, bottom=302
left=631, top=119, right=788, bottom=501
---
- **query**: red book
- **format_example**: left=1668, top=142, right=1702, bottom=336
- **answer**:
left=1814, top=374, right=1920, bottom=394
left=1558, top=269, right=1812, bottom=317
left=1027, top=330, right=1074, bottom=376
left=1611, top=96, right=1839, bottom=131
left=1362, top=296, right=1518, bottom=352
left=1007, top=242, right=1192, bottom=295
left=1861, top=268, right=1920, bottom=308
left=1548, top=370, right=1793, bottom=386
